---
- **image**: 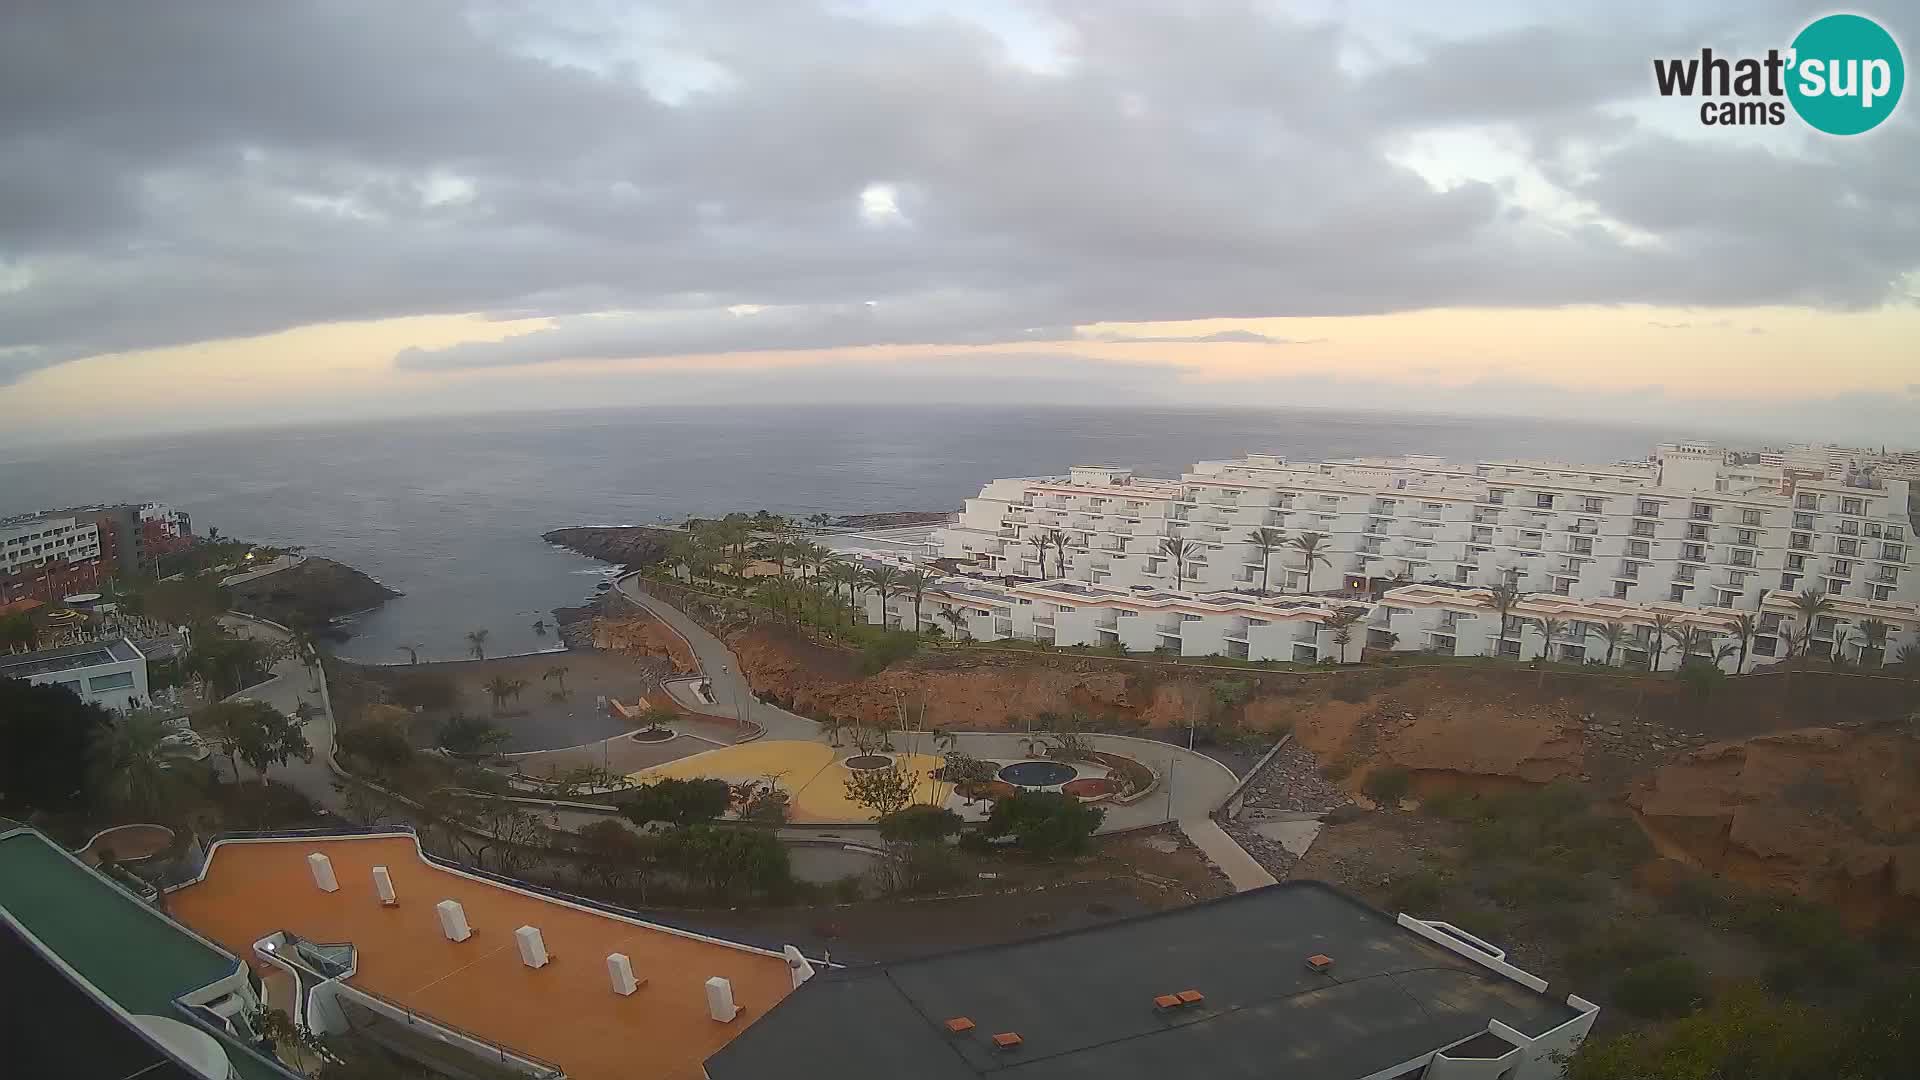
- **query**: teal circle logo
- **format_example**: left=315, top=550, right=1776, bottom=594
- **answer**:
left=1787, top=14, right=1904, bottom=135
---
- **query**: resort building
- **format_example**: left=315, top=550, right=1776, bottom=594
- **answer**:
left=910, top=449, right=1920, bottom=670
left=0, top=824, right=296, bottom=1080
left=1, top=510, right=108, bottom=602
left=0, top=635, right=151, bottom=710
left=709, top=881, right=1597, bottom=1080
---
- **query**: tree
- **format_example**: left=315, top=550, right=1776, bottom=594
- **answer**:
left=1244, top=527, right=1287, bottom=594
left=229, top=706, right=313, bottom=788
left=1852, top=617, right=1891, bottom=667
left=863, top=565, right=901, bottom=628
left=1026, top=533, right=1050, bottom=578
left=844, top=763, right=917, bottom=817
left=1727, top=612, right=1759, bottom=673
left=435, top=713, right=509, bottom=757
left=1486, top=581, right=1525, bottom=656
left=878, top=805, right=962, bottom=844
left=1564, top=985, right=1829, bottom=1080
left=1786, top=588, right=1834, bottom=667
left=465, top=628, right=488, bottom=660
left=620, top=777, right=732, bottom=827
left=542, top=664, right=570, bottom=698
left=932, top=750, right=994, bottom=800
left=898, top=568, right=935, bottom=632
left=1588, top=620, right=1629, bottom=667
left=335, top=723, right=414, bottom=773
left=1647, top=612, right=1677, bottom=673
left=187, top=629, right=273, bottom=697
left=1326, top=607, right=1364, bottom=662
left=980, top=791, right=1104, bottom=855
left=575, top=819, right=653, bottom=895
left=198, top=700, right=292, bottom=784
left=938, top=606, right=971, bottom=642
left=1043, top=528, right=1073, bottom=579
left=89, top=711, right=187, bottom=815
left=0, top=679, right=110, bottom=811
left=1290, top=532, right=1333, bottom=593
left=658, top=824, right=791, bottom=899
left=827, top=562, right=864, bottom=624
left=1533, top=617, right=1568, bottom=663
left=396, top=643, right=422, bottom=665
left=482, top=675, right=517, bottom=713
left=1158, top=537, right=1201, bottom=590
left=0, top=612, right=37, bottom=652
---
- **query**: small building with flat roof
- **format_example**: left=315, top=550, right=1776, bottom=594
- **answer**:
left=0, top=824, right=295, bottom=1080
left=168, top=831, right=802, bottom=1080
left=0, top=635, right=150, bottom=711
left=705, top=881, right=1597, bottom=1080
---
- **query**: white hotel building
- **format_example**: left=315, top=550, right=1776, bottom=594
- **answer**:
left=885, top=447, right=1920, bottom=672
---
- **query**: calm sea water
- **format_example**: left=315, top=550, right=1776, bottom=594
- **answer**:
left=0, top=405, right=1677, bottom=662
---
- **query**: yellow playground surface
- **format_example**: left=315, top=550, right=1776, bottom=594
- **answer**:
left=629, top=740, right=950, bottom=823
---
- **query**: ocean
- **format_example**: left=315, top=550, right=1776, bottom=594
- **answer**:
left=0, top=404, right=1678, bottom=662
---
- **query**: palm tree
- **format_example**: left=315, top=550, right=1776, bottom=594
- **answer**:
left=483, top=675, right=516, bottom=713
left=1290, top=532, right=1332, bottom=593
left=1726, top=612, right=1758, bottom=674
left=1587, top=620, right=1629, bottom=667
left=1853, top=617, right=1892, bottom=667
left=531, top=618, right=547, bottom=636
left=899, top=568, right=935, bottom=632
left=864, top=565, right=901, bottom=628
left=505, top=678, right=529, bottom=706
left=1533, top=617, right=1568, bottom=662
left=1487, top=581, right=1525, bottom=656
left=90, top=712, right=182, bottom=816
left=465, top=629, right=489, bottom=661
left=1665, top=622, right=1711, bottom=668
left=1326, top=607, right=1364, bottom=662
left=1893, top=643, right=1920, bottom=678
left=1786, top=588, right=1835, bottom=667
left=827, top=562, right=863, bottom=624
left=1043, top=529, right=1073, bottom=579
left=1026, top=534, right=1050, bottom=578
left=938, top=606, right=971, bottom=642
left=1647, top=612, right=1677, bottom=673
left=396, top=643, right=422, bottom=666
left=1157, top=537, right=1201, bottom=591
left=542, top=664, right=570, bottom=697
left=1244, top=527, right=1287, bottom=595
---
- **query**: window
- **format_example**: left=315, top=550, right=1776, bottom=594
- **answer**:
left=1884, top=543, right=1907, bottom=562
left=1718, top=590, right=1738, bottom=606
left=1797, top=493, right=1818, bottom=509
left=1681, top=544, right=1705, bottom=561
left=1670, top=585, right=1687, bottom=602
left=1793, top=512, right=1816, bottom=530
left=1840, top=519, right=1859, bottom=535
left=1535, top=493, right=1555, bottom=509
left=1816, top=616, right=1838, bottom=635
left=1831, top=560, right=1853, bottom=577
left=1842, top=497, right=1865, bottom=516
left=1782, top=573, right=1799, bottom=590
left=87, top=670, right=134, bottom=692
left=1838, top=538, right=1858, bottom=556
left=1889, top=526, right=1906, bottom=541
left=1731, top=550, right=1753, bottom=567
left=1687, top=523, right=1709, bottom=541
left=1742, top=509, right=1763, bottom=526
left=1583, top=497, right=1605, bottom=513
left=1875, top=585, right=1895, bottom=601
left=1632, top=520, right=1656, bottom=538
left=1674, top=566, right=1695, bottom=583
left=1613, top=582, right=1630, bottom=599
left=1735, top=529, right=1757, bottom=546
left=1789, top=532, right=1812, bottom=550
left=1691, top=502, right=1714, bottom=520
left=1637, top=500, right=1661, bottom=516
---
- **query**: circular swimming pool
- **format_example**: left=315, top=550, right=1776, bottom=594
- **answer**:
left=997, top=760, right=1077, bottom=787
left=843, top=754, right=894, bottom=772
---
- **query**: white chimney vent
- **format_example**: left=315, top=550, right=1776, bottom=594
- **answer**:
left=515, top=925, right=549, bottom=969
left=783, top=945, right=816, bottom=988
left=705, top=976, right=739, bottom=1022
left=436, top=899, right=471, bottom=942
left=372, top=866, right=396, bottom=906
left=306, top=853, right=338, bottom=893
left=607, top=953, right=637, bottom=996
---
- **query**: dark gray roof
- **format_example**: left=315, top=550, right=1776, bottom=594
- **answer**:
left=0, top=637, right=141, bottom=679
left=706, top=882, right=1576, bottom=1080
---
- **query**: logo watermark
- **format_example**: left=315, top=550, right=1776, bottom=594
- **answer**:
left=1653, top=13, right=1904, bottom=134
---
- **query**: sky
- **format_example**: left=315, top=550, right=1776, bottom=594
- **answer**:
left=1, top=0, right=1916, bottom=447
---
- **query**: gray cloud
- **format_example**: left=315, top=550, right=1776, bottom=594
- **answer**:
left=1078, top=329, right=1325, bottom=345
left=0, top=0, right=1915, bottom=383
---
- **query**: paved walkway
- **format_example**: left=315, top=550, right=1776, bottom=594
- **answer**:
left=1179, top=817, right=1280, bottom=892
left=214, top=614, right=344, bottom=813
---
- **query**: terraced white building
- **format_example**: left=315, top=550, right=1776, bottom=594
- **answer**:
left=898, top=448, right=1920, bottom=671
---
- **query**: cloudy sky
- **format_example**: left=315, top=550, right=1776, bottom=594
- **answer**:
left=2, top=0, right=1916, bottom=446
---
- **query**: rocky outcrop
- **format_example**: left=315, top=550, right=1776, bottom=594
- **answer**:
left=826, top=511, right=950, bottom=528
left=542, top=526, right=677, bottom=569
left=226, top=557, right=398, bottom=632
left=1630, top=726, right=1920, bottom=920
left=593, top=612, right=698, bottom=674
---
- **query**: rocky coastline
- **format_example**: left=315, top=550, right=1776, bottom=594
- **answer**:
left=225, top=556, right=399, bottom=634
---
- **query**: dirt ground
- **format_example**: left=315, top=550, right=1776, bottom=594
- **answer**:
left=367, top=648, right=670, bottom=751
left=654, top=825, right=1231, bottom=963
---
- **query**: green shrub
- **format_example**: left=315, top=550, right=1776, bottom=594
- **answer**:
left=335, top=724, right=415, bottom=772
left=979, top=791, right=1104, bottom=855
left=1612, top=957, right=1709, bottom=1019
left=1564, top=926, right=1673, bottom=979
left=1421, top=789, right=1481, bottom=820
left=1388, top=869, right=1452, bottom=913
left=857, top=631, right=921, bottom=674
left=1364, top=767, right=1411, bottom=805
left=619, top=777, right=732, bottom=827
left=1486, top=867, right=1591, bottom=908
left=878, top=805, right=963, bottom=845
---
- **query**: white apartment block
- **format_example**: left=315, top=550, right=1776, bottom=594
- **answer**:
left=906, top=450, right=1920, bottom=672
left=0, top=514, right=102, bottom=576
left=0, top=637, right=150, bottom=711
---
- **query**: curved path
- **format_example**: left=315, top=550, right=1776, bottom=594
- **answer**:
left=614, top=575, right=1274, bottom=889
